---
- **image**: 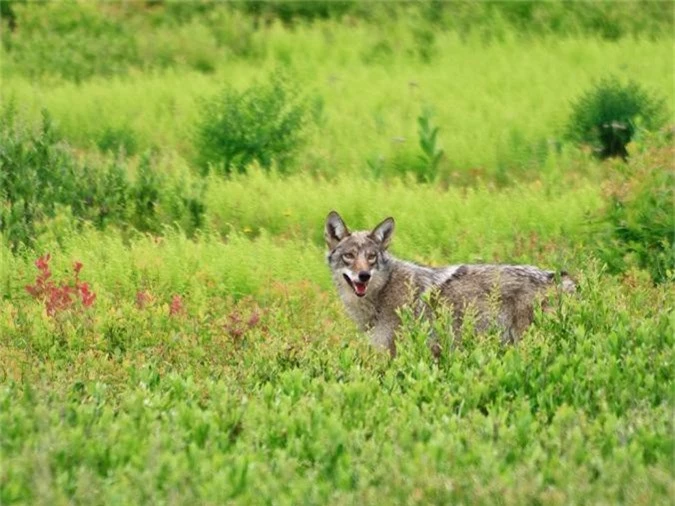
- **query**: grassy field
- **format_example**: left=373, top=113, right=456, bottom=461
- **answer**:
left=1, top=3, right=674, bottom=505
left=6, top=33, right=673, bottom=177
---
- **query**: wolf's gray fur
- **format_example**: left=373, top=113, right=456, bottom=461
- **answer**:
left=324, top=211, right=575, bottom=356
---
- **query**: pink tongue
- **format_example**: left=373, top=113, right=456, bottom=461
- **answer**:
left=354, top=282, right=367, bottom=295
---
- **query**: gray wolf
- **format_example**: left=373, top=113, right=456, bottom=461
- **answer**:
left=324, top=211, right=575, bottom=356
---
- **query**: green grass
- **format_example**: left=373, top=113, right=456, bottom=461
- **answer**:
left=1, top=170, right=672, bottom=503
left=1, top=4, right=673, bottom=505
left=4, top=25, right=673, bottom=177
left=1, top=232, right=673, bottom=504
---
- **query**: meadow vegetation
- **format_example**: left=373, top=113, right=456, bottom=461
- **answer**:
left=1, top=2, right=673, bottom=504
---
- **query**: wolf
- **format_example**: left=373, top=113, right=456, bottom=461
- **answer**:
left=324, top=211, right=575, bottom=356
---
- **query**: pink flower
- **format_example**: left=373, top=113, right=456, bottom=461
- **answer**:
left=136, top=290, right=151, bottom=309
left=247, top=311, right=260, bottom=328
left=79, top=283, right=96, bottom=307
left=169, top=294, right=184, bottom=316
left=35, top=253, right=51, bottom=272
left=26, top=254, right=96, bottom=315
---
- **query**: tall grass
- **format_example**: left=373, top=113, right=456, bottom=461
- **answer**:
left=1, top=230, right=672, bottom=504
left=1, top=170, right=600, bottom=304
left=1, top=5, right=673, bottom=504
left=4, top=28, right=672, bottom=177
left=203, top=169, right=601, bottom=264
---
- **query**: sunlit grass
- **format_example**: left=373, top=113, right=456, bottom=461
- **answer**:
left=4, top=27, right=672, bottom=176
left=1, top=8, right=673, bottom=505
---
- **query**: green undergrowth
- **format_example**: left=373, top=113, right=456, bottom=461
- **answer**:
left=1, top=4, right=673, bottom=504
left=1, top=168, right=599, bottom=300
left=203, top=169, right=600, bottom=265
left=1, top=250, right=672, bottom=504
left=0, top=185, right=672, bottom=502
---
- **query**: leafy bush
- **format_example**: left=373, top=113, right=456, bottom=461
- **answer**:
left=0, top=106, right=206, bottom=247
left=96, top=125, right=138, bottom=155
left=416, top=108, right=444, bottom=182
left=130, top=153, right=163, bottom=233
left=195, top=72, right=309, bottom=175
left=0, top=106, right=83, bottom=247
left=593, top=158, right=674, bottom=284
left=236, top=0, right=354, bottom=24
left=4, top=2, right=138, bottom=82
left=566, top=77, right=666, bottom=159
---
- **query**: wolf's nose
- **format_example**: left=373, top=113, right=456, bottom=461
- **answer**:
left=358, top=271, right=371, bottom=282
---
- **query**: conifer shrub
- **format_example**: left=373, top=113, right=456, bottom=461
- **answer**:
left=566, top=77, right=666, bottom=160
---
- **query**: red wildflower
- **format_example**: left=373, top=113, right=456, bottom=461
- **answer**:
left=247, top=311, right=260, bottom=328
left=79, top=282, right=96, bottom=307
left=35, top=253, right=51, bottom=272
left=169, top=294, right=184, bottom=316
left=136, top=290, right=151, bottom=309
left=46, top=284, right=75, bottom=316
left=26, top=254, right=96, bottom=316
left=26, top=253, right=53, bottom=299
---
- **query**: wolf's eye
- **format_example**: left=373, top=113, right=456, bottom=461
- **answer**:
left=342, top=253, right=355, bottom=262
left=367, top=253, right=377, bottom=263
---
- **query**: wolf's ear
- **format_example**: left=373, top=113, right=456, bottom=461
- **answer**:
left=370, top=217, right=395, bottom=249
left=325, top=211, right=350, bottom=250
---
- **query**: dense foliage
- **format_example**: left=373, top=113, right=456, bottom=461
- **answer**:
left=195, top=72, right=308, bottom=174
left=593, top=150, right=674, bottom=283
left=1, top=3, right=672, bottom=505
left=566, top=77, right=666, bottom=159
left=0, top=105, right=205, bottom=248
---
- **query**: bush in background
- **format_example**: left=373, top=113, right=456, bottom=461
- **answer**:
left=0, top=105, right=205, bottom=248
left=566, top=77, right=666, bottom=159
left=416, top=107, right=444, bottom=182
left=593, top=156, right=673, bottom=284
left=236, top=0, right=354, bottom=25
left=96, top=124, right=138, bottom=155
left=2, top=2, right=672, bottom=83
left=195, top=72, right=309, bottom=175
left=2, top=2, right=138, bottom=82
left=0, top=106, right=85, bottom=247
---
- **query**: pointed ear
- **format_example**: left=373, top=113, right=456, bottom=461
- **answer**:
left=370, top=217, right=395, bottom=249
left=324, top=211, right=350, bottom=250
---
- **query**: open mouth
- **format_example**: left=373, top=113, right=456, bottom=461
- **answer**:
left=343, top=274, right=368, bottom=297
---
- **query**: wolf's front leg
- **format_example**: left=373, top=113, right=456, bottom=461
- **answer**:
left=369, top=318, right=399, bottom=357
left=413, top=297, right=444, bottom=359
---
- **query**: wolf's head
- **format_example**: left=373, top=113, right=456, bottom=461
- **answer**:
left=324, top=211, right=395, bottom=299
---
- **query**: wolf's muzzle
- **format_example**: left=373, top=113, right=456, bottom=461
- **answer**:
left=343, top=273, right=369, bottom=297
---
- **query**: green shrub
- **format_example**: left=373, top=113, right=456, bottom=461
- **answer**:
left=593, top=161, right=674, bottom=284
left=96, top=125, right=138, bottom=155
left=236, top=1, right=354, bottom=25
left=566, top=77, right=666, bottom=159
left=0, top=106, right=206, bottom=247
left=0, top=106, right=83, bottom=247
left=130, top=153, right=163, bottom=233
left=195, top=72, right=309, bottom=175
left=127, top=152, right=206, bottom=236
left=4, top=2, right=138, bottom=82
left=416, top=107, right=444, bottom=182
